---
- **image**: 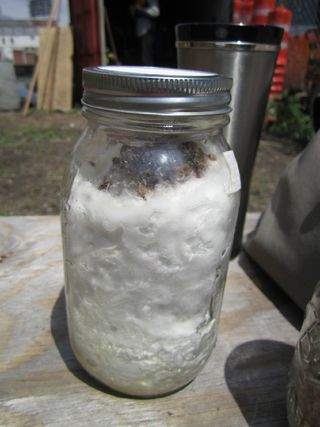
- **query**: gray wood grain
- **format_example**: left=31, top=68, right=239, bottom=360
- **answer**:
left=0, top=214, right=301, bottom=427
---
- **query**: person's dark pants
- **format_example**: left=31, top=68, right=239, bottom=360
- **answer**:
left=140, top=31, right=154, bottom=66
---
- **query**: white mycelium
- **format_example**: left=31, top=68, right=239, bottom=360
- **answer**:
left=63, top=149, right=239, bottom=396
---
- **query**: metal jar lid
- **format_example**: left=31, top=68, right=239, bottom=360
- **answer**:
left=82, top=66, right=232, bottom=116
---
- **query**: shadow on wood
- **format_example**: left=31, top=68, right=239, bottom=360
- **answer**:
left=50, top=288, right=132, bottom=399
left=225, top=339, right=294, bottom=427
left=238, top=251, right=304, bottom=331
left=50, top=288, right=194, bottom=400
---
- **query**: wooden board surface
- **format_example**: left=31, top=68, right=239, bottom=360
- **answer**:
left=0, top=214, right=302, bottom=427
left=52, top=27, right=73, bottom=112
left=37, top=28, right=58, bottom=111
left=37, top=27, right=73, bottom=112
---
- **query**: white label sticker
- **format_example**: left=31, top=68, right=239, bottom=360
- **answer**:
left=223, top=150, right=241, bottom=195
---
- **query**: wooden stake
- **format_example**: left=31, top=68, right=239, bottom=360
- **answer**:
left=44, top=27, right=60, bottom=111
left=21, top=0, right=61, bottom=116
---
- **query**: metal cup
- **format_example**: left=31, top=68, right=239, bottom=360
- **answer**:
left=176, top=24, right=283, bottom=256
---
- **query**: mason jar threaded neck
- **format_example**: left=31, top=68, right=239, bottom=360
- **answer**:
left=82, top=105, right=230, bottom=136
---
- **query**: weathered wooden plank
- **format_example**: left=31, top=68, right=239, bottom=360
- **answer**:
left=52, top=27, right=73, bottom=112
left=37, top=27, right=73, bottom=112
left=37, top=28, right=59, bottom=111
left=0, top=214, right=301, bottom=427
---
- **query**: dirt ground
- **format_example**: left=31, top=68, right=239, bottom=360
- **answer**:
left=0, top=111, right=301, bottom=215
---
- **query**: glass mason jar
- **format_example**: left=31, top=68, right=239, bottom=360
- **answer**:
left=61, top=66, right=240, bottom=397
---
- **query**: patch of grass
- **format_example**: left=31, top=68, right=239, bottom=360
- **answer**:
left=0, top=129, right=21, bottom=146
left=268, top=94, right=314, bottom=147
left=0, top=127, right=79, bottom=146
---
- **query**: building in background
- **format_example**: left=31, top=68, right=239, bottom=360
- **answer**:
left=0, top=0, right=70, bottom=109
left=29, top=0, right=53, bottom=27
left=0, top=0, right=70, bottom=64
left=29, top=0, right=51, bottom=19
left=0, top=17, right=38, bottom=63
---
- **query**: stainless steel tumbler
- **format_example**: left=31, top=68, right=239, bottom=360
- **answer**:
left=176, top=24, right=283, bottom=255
